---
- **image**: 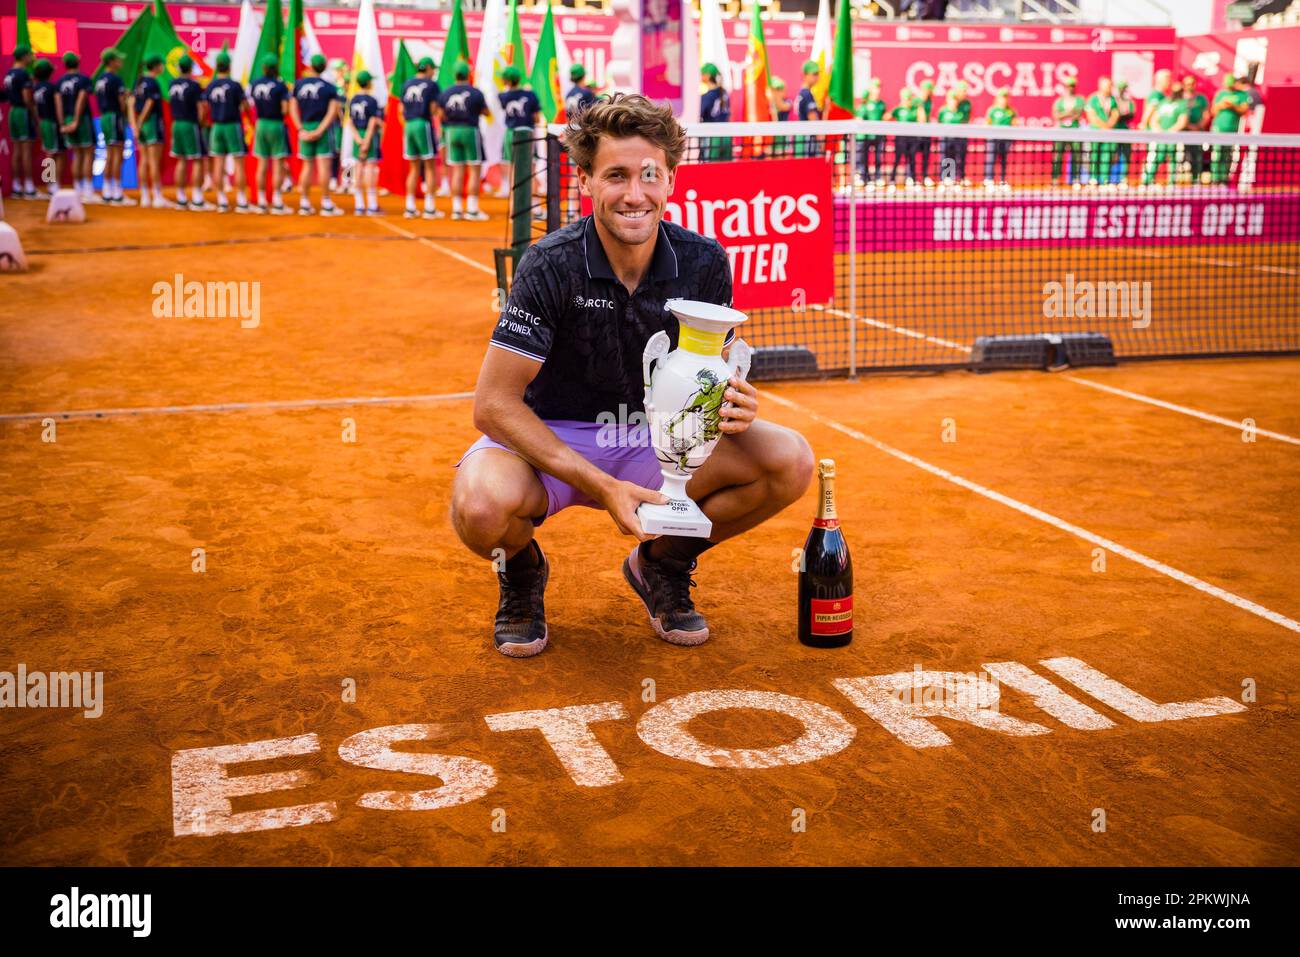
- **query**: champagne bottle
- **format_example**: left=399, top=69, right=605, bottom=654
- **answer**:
left=798, top=459, right=853, bottom=647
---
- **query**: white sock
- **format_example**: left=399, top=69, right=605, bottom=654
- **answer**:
left=367, top=188, right=377, bottom=209
left=406, top=192, right=416, bottom=210
left=452, top=196, right=463, bottom=213
left=468, top=195, right=480, bottom=213
left=25, top=179, right=36, bottom=193
left=272, top=190, right=282, bottom=206
left=236, top=189, right=247, bottom=206
left=300, top=195, right=312, bottom=208
left=322, top=195, right=336, bottom=209
left=217, top=190, right=228, bottom=206
left=424, top=194, right=434, bottom=212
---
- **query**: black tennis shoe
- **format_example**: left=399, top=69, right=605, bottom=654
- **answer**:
left=494, top=540, right=549, bottom=658
left=623, top=543, right=709, bottom=646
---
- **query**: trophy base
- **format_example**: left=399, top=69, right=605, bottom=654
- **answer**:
left=637, top=498, right=713, bottom=538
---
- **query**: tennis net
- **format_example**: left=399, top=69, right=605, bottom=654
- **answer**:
left=510, top=120, right=1300, bottom=379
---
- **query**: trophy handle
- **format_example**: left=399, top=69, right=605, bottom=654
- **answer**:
left=729, top=338, right=753, bottom=383
left=642, top=330, right=671, bottom=407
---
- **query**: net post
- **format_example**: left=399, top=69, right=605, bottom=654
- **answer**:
left=510, top=128, right=533, bottom=254
left=848, top=130, right=858, bottom=380
left=545, top=132, right=562, bottom=233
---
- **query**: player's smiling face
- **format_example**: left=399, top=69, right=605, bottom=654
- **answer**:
left=579, top=135, right=674, bottom=248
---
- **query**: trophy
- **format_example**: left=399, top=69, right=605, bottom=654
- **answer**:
left=636, top=299, right=751, bottom=538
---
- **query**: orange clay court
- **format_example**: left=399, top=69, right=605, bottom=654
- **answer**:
left=1, top=197, right=1298, bottom=867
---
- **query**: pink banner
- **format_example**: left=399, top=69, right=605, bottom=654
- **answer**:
left=838, top=192, right=1300, bottom=252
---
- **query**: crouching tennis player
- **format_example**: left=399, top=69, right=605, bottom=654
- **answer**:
left=451, top=94, right=814, bottom=657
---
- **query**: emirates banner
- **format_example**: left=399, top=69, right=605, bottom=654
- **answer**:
left=665, top=157, right=835, bottom=310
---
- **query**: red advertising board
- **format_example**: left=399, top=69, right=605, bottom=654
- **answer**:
left=666, top=157, right=834, bottom=309
left=578, top=156, right=834, bottom=309
left=841, top=193, right=1300, bottom=252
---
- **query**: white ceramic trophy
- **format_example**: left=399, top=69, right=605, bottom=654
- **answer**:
left=636, top=298, right=752, bottom=538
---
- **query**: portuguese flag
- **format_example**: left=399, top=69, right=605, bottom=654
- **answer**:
left=280, top=0, right=309, bottom=82
left=438, top=0, right=471, bottom=89
left=530, top=3, right=565, bottom=123
left=742, top=0, right=771, bottom=122
left=252, top=0, right=283, bottom=83
left=382, top=39, right=417, bottom=181
left=825, top=0, right=854, bottom=121
left=13, top=0, right=30, bottom=54
left=94, top=1, right=207, bottom=89
left=505, top=0, right=527, bottom=75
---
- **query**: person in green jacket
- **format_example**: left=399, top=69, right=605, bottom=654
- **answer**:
left=1209, top=73, right=1250, bottom=184
left=855, top=77, right=887, bottom=185
left=1111, top=79, right=1136, bottom=185
left=1052, top=76, right=1085, bottom=186
left=1181, top=74, right=1211, bottom=184
left=983, top=87, right=1016, bottom=187
left=1085, top=76, right=1119, bottom=186
left=936, top=90, right=968, bottom=186
left=1141, top=86, right=1188, bottom=186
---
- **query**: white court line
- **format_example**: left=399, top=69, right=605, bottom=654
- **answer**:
left=373, top=218, right=497, bottom=277
left=763, top=390, right=1300, bottom=634
left=1194, top=257, right=1241, bottom=268
left=1255, top=264, right=1298, bottom=276
left=0, top=391, right=474, bottom=422
left=1063, top=376, right=1300, bottom=446
left=814, top=305, right=973, bottom=354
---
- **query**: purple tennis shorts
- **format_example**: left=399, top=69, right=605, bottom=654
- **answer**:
left=454, top=420, right=664, bottom=526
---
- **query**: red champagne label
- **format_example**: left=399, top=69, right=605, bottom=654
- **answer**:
left=810, top=595, right=853, bottom=635
left=812, top=518, right=840, bottom=529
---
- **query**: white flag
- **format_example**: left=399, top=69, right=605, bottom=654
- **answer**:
left=475, top=0, right=510, bottom=168
left=698, top=0, right=735, bottom=93
left=343, top=0, right=387, bottom=168
left=229, top=0, right=260, bottom=87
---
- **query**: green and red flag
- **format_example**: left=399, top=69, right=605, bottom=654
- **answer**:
left=252, top=0, right=283, bottom=82
left=93, top=4, right=153, bottom=88
left=529, top=3, right=564, bottom=123
left=826, top=0, right=854, bottom=121
left=504, top=0, right=527, bottom=75
left=437, top=0, right=471, bottom=89
left=148, top=1, right=208, bottom=86
left=13, top=0, right=31, bottom=53
left=742, top=0, right=771, bottom=122
left=280, top=0, right=309, bottom=81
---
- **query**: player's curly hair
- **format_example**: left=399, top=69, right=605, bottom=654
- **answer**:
left=565, top=93, right=687, bottom=173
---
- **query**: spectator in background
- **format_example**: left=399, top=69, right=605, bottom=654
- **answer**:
left=983, top=87, right=1015, bottom=189
left=30, top=58, right=61, bottom=199
left=439, top=60, right=491, bottom=221
left=855, top=77, right=887, bottom=187
left=914, top=79, right=935, bottom=186
left=1111, top=79, right=1136, bottom=186
left=402, top=56, right=443, bottom=220
left=699, top=62, right=733, bottom=161
left=347, top=70, right=384, bottom=216
left=3, top=45, right=37, bottom=199
left=1210, top=73, right=1250, bottom=184
left=936, top=89, right=966, bottom=188
left=167, top=55, right=204, bottom=211
left=890, top=87, right=921, bottom=189
left=57, top=52, right=95, bottom=204
left=1140, top=68, right=1173, bottom=130
left=796, top=60, right=822, bottom=158
left=900, top=0, right=950, bottom=19
left=565, top=63, right=597, bottom=121
left=291, top=53, right=344, bottom=217
left=770, top=76, right=791, bottom=154
left=1084, top=75, right=1118, bottom=187
left=1141, top=84, right=1187, bottom=187
left=249, top=54, right=292, bottom=214
left=132, top=53, right=167, bottom=208
left=94, top=48, right=132, bottom=205
left=1051, top=76, right=1085, bottom=187
left=1181, top=75, right=1210, bottom=185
